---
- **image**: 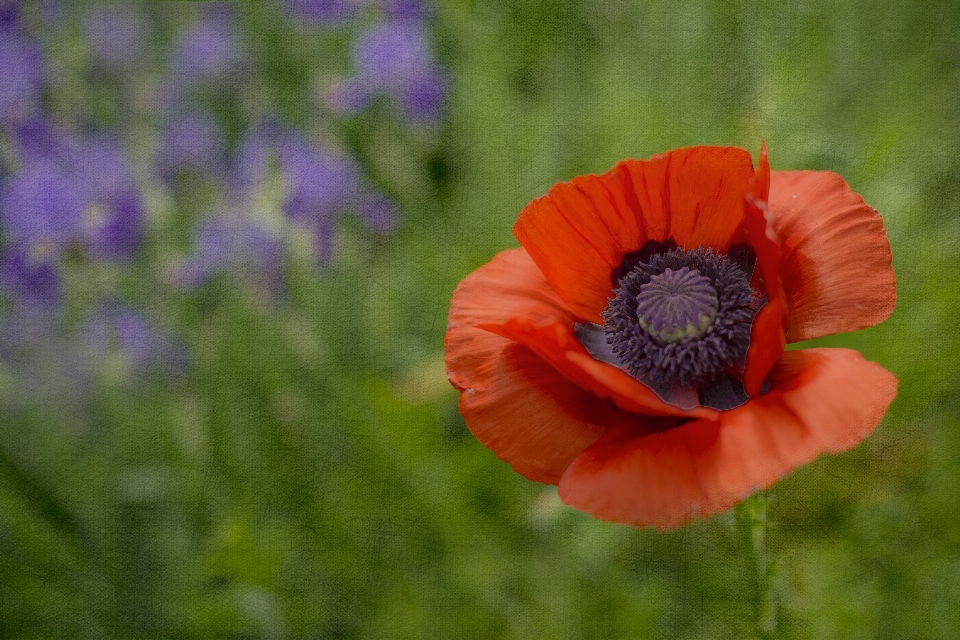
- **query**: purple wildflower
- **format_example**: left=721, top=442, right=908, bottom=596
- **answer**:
left=158, top=112, right=225, bottom=182
left=83, top=186, right=143, bottom=260
left=354, top=21, right=433, bottom=89
left=234, top=132, right=270, bottom=192
left=82, top=301, right=187, bottom=378
left=359, top=193, right=399, bottom=233
left=82, top=3, right=148, bottom=69
left=325, top=78, right=371, bottom=113
left=0, top=249, right=61, bottom=309
left=10, top=116, right=76, bottom=162
left=329, top=19, right=448, bottom=122
left=175, top=214, right=283, bottom=291
left=2, top=126, right=144, bottom=260
left=0, top=0, right=22, bottom=29
left=284, top=0, right=359, bottom=26
left=0, top=30, right=44, bottom=122
left=399, top=64, right=447, bottom=122
left=312, top=218, right=335, bottom=263
left=231, top=122, right=285, bottom=196
left=0, top=155, right=85, bottom=252
left=279, top=134, right=360, bottom=222
left=70, top=135, right=136, bottom=194
left=379, top=0, right=432, bottom=21
left=229, top=129, right=397, bottom=265
left=84, top=303, right=159, bottom=366
left=168, top=6, right=240, bottom=87
left=70, top=136, right=144, bottom=259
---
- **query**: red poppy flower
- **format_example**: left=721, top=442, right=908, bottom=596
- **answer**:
left=444, top=145, right=897, bottom=530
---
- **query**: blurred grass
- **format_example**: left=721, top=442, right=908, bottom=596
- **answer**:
left=2, top=0, right=960, bottom=638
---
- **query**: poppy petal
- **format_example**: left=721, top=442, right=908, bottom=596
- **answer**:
left=740, top=144, right=788, bottom=396
left=742, top=293, right=788, bottom=397
left=446, top=247, right=577, bottom=329
left=479, top=318, right=719, bottom=420
left=768, top=171, right=896, bottom=342
left=445, top=248, right=606, bottom=483
left=742, top=142, right=781, bottom=301
left=448, top=337, right=612, bottom=484
left=513, top=146, right=757, bottom=321
left=557, top=348, right=897, bottom=530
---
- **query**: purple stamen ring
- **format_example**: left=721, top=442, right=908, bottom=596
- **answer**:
left=601, top=245, right=760, bottom=389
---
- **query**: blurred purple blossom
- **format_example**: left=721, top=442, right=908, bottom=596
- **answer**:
left=158, top=112, right=225, bottom=182
left=70, top=135, right=136, bottom=194
left=325, top=78, right=371, bottom=113
left=312, top=218, right=335, bottom=263
left=174, top=214, right=283, bottom=291
left=355, top=21, right=433, bottom=88
left=0, top=30, right=45, bottom=122
left=234, top=132, right=270, bottom=192
left=82, top=301, right=187, bottom=378
left=0, top=156, right=85, bottom=252
left=329, top=19, right=447, bottom=122
left=83, top=186, right=143, bottom=260
left=228, top=128, right=398, bottom=265
left=379, top=0, right=432, bottom=22
left=168, top=6, right=241, bottom=87
left=72, top=135, right=144, bottom=259
left=11, top=116, right=77, bottom=163
left=231, top=122, right=285, bottom=196
left=279, top=135, right=360, bottom=222
left=82, top=3, right=148, bottom=69
left=0, top=249, right=61, bottom=309
left=284, top=0, right=359, bottom=26
left=278, top=138, right=402, bottom=260
left=399, top=65, right=448, bottom=122
left=0, top=0, right=21, bottom=29
left=359, top=193, right=399, bottom=233
left=84, top=303, right=159, bottom=365
left=1, top=125, right=144, bottom=260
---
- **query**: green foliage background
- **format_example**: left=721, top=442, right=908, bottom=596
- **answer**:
left=2, top=0, right=959, bottom=638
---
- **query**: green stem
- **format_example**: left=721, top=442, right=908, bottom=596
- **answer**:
left=734, top=492, right=776, bottom=640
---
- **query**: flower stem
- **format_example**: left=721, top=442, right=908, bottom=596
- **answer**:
left=734, top=492, right=777, bottom=639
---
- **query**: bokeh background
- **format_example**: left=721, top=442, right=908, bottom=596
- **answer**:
left=0, top=0, right=958, bottom=638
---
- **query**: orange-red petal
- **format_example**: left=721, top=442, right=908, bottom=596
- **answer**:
left=742, top=293, right=788, bottom=397
left=447, top=336, right=611, bottom=484
left=768, top=171, right=896, bottom=342
left=557, top=348, right=898, bottom=530
left=743, top=142, right=780, bottom=301
left=513, top=146, right=757, bottom=322
left=445, top=248, right=607, bottom=483
left=479, top=318, right=719, bottom=420
left=446, top=247, right=577, bottom=329
left=739, top=143, right=788, bottom=396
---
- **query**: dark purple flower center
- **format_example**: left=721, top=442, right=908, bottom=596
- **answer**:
left=635, top=266, right=718, bottom=343
left=600, top=245, right=761, bottom=391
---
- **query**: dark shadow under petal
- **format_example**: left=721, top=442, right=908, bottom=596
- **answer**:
left=575, top=321, right=702, bottom=411
left=698, top=373, right=750, bottom=410
left=574, top=322, right=619, bottom=365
